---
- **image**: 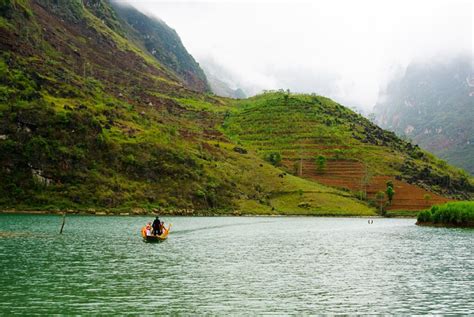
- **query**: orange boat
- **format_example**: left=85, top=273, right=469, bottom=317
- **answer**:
left=141, top=224, right=171, bottom=243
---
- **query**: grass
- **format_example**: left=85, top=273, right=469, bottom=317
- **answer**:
left=417, top=201, right=474, bottom=227
left=0, top=1, right=471, bottom=216
left=0, top=58, right=376, bottom=215
left=268, top=191, right=374, bottom=216
left=223, top=91, right=473, bottom=198
left=385, top=210, right=419, bottom=218
left=200, top=140, right=376, bottom=215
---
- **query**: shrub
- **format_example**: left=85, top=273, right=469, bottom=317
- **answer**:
left=417, top=201, right=474, bottom=226
left=265, top=152, right=282, bottom=166
left=386, top=185, right=395, bottom=204
left=417, top=210, right=432, bottom=222
left=315, top=155, right=326, bottom=173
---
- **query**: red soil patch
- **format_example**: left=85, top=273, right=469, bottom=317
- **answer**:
left=283, top=159, right=451, bottom=211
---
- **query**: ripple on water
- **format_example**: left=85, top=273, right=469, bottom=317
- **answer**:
left=0, top=215, right=472, bottom=314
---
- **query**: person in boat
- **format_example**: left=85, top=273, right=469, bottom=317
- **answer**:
left=152, top=216, right=162, bottom=236
left=145, top=222, right=152, bottom=236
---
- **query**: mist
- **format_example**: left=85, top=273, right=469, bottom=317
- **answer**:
left=117, top=0, right=473, bottom=111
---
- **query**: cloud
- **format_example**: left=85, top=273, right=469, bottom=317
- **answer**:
left=119, top=0, right=473, bottom=110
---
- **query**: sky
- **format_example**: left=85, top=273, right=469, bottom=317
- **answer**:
left=121, top=0, right=473, bottom=111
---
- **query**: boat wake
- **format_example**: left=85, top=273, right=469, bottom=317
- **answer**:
left=170, top=220, right=274, bottom=236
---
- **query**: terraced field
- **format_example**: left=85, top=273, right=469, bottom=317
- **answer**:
left=293, top=159, right=450, bottom=211
left=224, top=92, right=471, bottom=211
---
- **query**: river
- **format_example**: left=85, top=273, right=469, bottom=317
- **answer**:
left=0, top=215, right=472, bottom=314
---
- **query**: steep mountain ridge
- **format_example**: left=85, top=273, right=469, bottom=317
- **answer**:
left=374, top=56, right=473, bottom=174
left=109, top=1, right=209, bottom=92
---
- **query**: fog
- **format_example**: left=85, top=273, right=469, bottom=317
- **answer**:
left=118, top=0, right=473, bottom=111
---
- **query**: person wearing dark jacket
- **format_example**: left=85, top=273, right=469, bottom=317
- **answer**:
left=152, top=217, right=162, bottom=236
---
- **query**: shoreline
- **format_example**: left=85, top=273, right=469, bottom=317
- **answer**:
left=0, top=209, right=412, bottom=218
left=416, top=221, right=474, bottom=228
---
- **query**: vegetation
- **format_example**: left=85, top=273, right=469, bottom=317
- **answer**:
left=417, top=202, right=474, bottom=227
left=224, top=92, right=473, bottom=200
left=110, top=1, right=209, bottom=92
left=386, top=181, right=395, bottom=204
left=315, top=155, right=326, bottom=173
left=0, top=1, right=471, bottom=216
left=265, top=152, right=282, bottom=166
left=0, top=0, right=377, bottom=216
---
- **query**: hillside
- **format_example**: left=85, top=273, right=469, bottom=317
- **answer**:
left=224, top=92, right=473, bottom=210
left=374, top=56, right=473, bottom=174
left=0, top=0, right=375, bottom=215
left=109, top=1, right=209, bottom=92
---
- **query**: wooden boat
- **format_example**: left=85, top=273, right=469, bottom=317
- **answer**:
left=141, top=224, right=171, bottom=243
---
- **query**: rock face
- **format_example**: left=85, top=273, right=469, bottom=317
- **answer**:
left=374, top=55, right=474, bottom=174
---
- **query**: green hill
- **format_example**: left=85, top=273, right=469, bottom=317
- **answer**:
left=0, top=0, right=471, bottom=215
left=224, top=92, right=473, bottom=210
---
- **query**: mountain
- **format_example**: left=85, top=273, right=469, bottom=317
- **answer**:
left=198, top=57, right=247, bottom=99
left=374, top=56, right=474, bottom=175
left=205, top=71, right=246, bottom=99
left=109, top=1, right=209, bottom=92
left=0, top=0, right=471, bottom=214
left=0, top=0, right=373, bottom=215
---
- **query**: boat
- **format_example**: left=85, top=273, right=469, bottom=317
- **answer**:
left=141, top=224, right=171, bottom=243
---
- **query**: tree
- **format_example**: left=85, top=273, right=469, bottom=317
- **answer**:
left=386, top=186, right=395, bottom=205
left=315, top=155, right=326, bottom=173
left=385, top=180, right=395, bottom=204
left=375, top=191, right=386, bottom=215
left=265, top=152, right=282, bottom=166
left=283, top=89, right=290, bottom=103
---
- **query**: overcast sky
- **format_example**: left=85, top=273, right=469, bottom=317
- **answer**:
left=121, top=0, right=473, bottom=110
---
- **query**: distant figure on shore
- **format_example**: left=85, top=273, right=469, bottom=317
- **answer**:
left=152, top=217, right=162, bottom=235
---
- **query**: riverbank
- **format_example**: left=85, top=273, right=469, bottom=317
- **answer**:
left=416, top=201, right=474, bottom=228
left=416, top=221, right=474, bottom=228
left=0, top=209, right=386, bottom=218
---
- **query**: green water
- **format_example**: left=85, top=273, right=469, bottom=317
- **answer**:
left=0, top=215, right=472, bottom=314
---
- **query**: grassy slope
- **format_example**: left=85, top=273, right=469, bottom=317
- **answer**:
left=223, top=92, right=473, bottom=204
left=0, top=0, right=374, bottom=216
